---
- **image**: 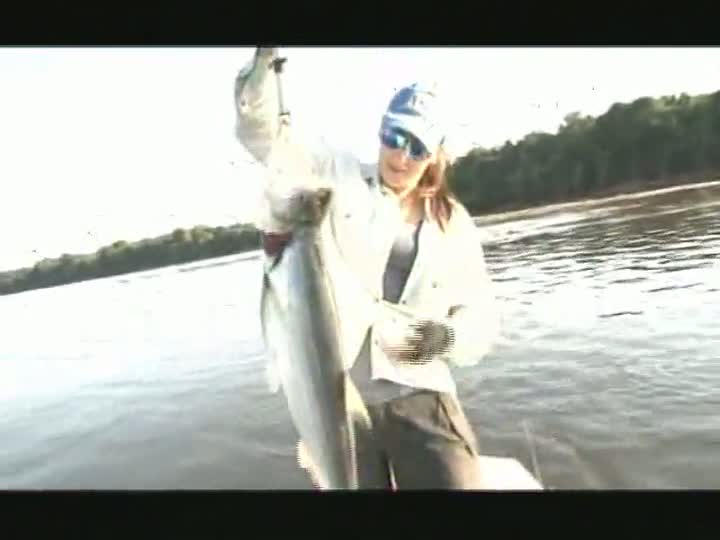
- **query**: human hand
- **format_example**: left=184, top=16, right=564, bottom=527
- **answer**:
left=255, top=46, right=279, bottom=60
left=383, top=319, right=455, bottom=365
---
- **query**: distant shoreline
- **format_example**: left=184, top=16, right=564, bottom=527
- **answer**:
left=0, top=224, right=261, bottom=298
left=1, top=176, right=717, bottom=298
left=474, top=174, right=720, bottom=221
left=5, top=86, right=720, bottom=297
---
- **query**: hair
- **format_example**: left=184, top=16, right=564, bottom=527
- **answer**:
left=416, top=145, right=455, bottom=232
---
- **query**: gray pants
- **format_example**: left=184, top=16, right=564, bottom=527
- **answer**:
left=354, top=390, right=483, bottom=489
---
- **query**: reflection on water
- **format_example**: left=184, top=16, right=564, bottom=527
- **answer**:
left=0, top=182, right=719, bottom=489
left=468, top=181, right=720, bottom=489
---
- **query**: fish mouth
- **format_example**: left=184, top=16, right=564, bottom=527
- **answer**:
left=267, top=185, right=334, bottom=229
left=299, top=187, right=333, bottom=225
left=315, top=187, right=332, bottom=212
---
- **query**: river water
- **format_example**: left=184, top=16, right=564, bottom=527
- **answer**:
left=1, top=181, right=719, bottom=489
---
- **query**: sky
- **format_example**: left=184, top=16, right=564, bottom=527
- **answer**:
left=2, top=46, right=720, bottom=272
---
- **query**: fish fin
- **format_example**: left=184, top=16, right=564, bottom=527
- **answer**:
left=265, top=353, right=281, bottom=394
left=344, top=376, right=373, bottom=436
left=260, top=268, right=286, bottom=394
left=344, top=376, right=397, bottom=489
left=297, top=440, right=326, bottom=490
left=343, top=375, right=375, bottom=489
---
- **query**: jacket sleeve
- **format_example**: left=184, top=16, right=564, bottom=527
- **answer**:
left=234, top=47, right=333, bottom=175
left=235, top=48, right=356, bottom=238
left=234, top=47, right=283, bottom=166
left=439, top=211, right=503, bottom=367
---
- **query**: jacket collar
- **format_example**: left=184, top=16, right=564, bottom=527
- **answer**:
left=399, top=209, right=444, bottom=304
left=367, top=172, right=432, bottom=225
left=369, top=174, right=445, bottom=302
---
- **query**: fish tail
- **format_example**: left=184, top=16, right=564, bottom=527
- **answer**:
left=344, top=375, right=375, bottom=489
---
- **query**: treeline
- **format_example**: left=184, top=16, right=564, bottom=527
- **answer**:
left=3, top=89, right=720, bottom=296
left=447, top=90, right=720, bottom=213
left=0, top=224, right=261, bottom=296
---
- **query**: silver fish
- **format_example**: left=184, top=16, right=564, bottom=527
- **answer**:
left=259, top=182, right=373, bottom=490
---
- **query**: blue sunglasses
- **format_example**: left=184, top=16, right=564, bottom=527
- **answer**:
left=379, top=127, right=430, bottom=161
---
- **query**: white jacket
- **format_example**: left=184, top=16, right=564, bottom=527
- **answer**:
left=234, top=51, right=501, bottom=394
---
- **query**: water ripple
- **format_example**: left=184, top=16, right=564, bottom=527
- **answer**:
left=1, top=181, right=719, bottom=489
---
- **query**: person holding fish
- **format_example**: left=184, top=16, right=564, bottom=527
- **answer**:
left=234, top=46, right=502, bottom=489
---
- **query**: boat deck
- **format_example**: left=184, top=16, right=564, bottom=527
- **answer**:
left=477, top=455, right=543, bottom=490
